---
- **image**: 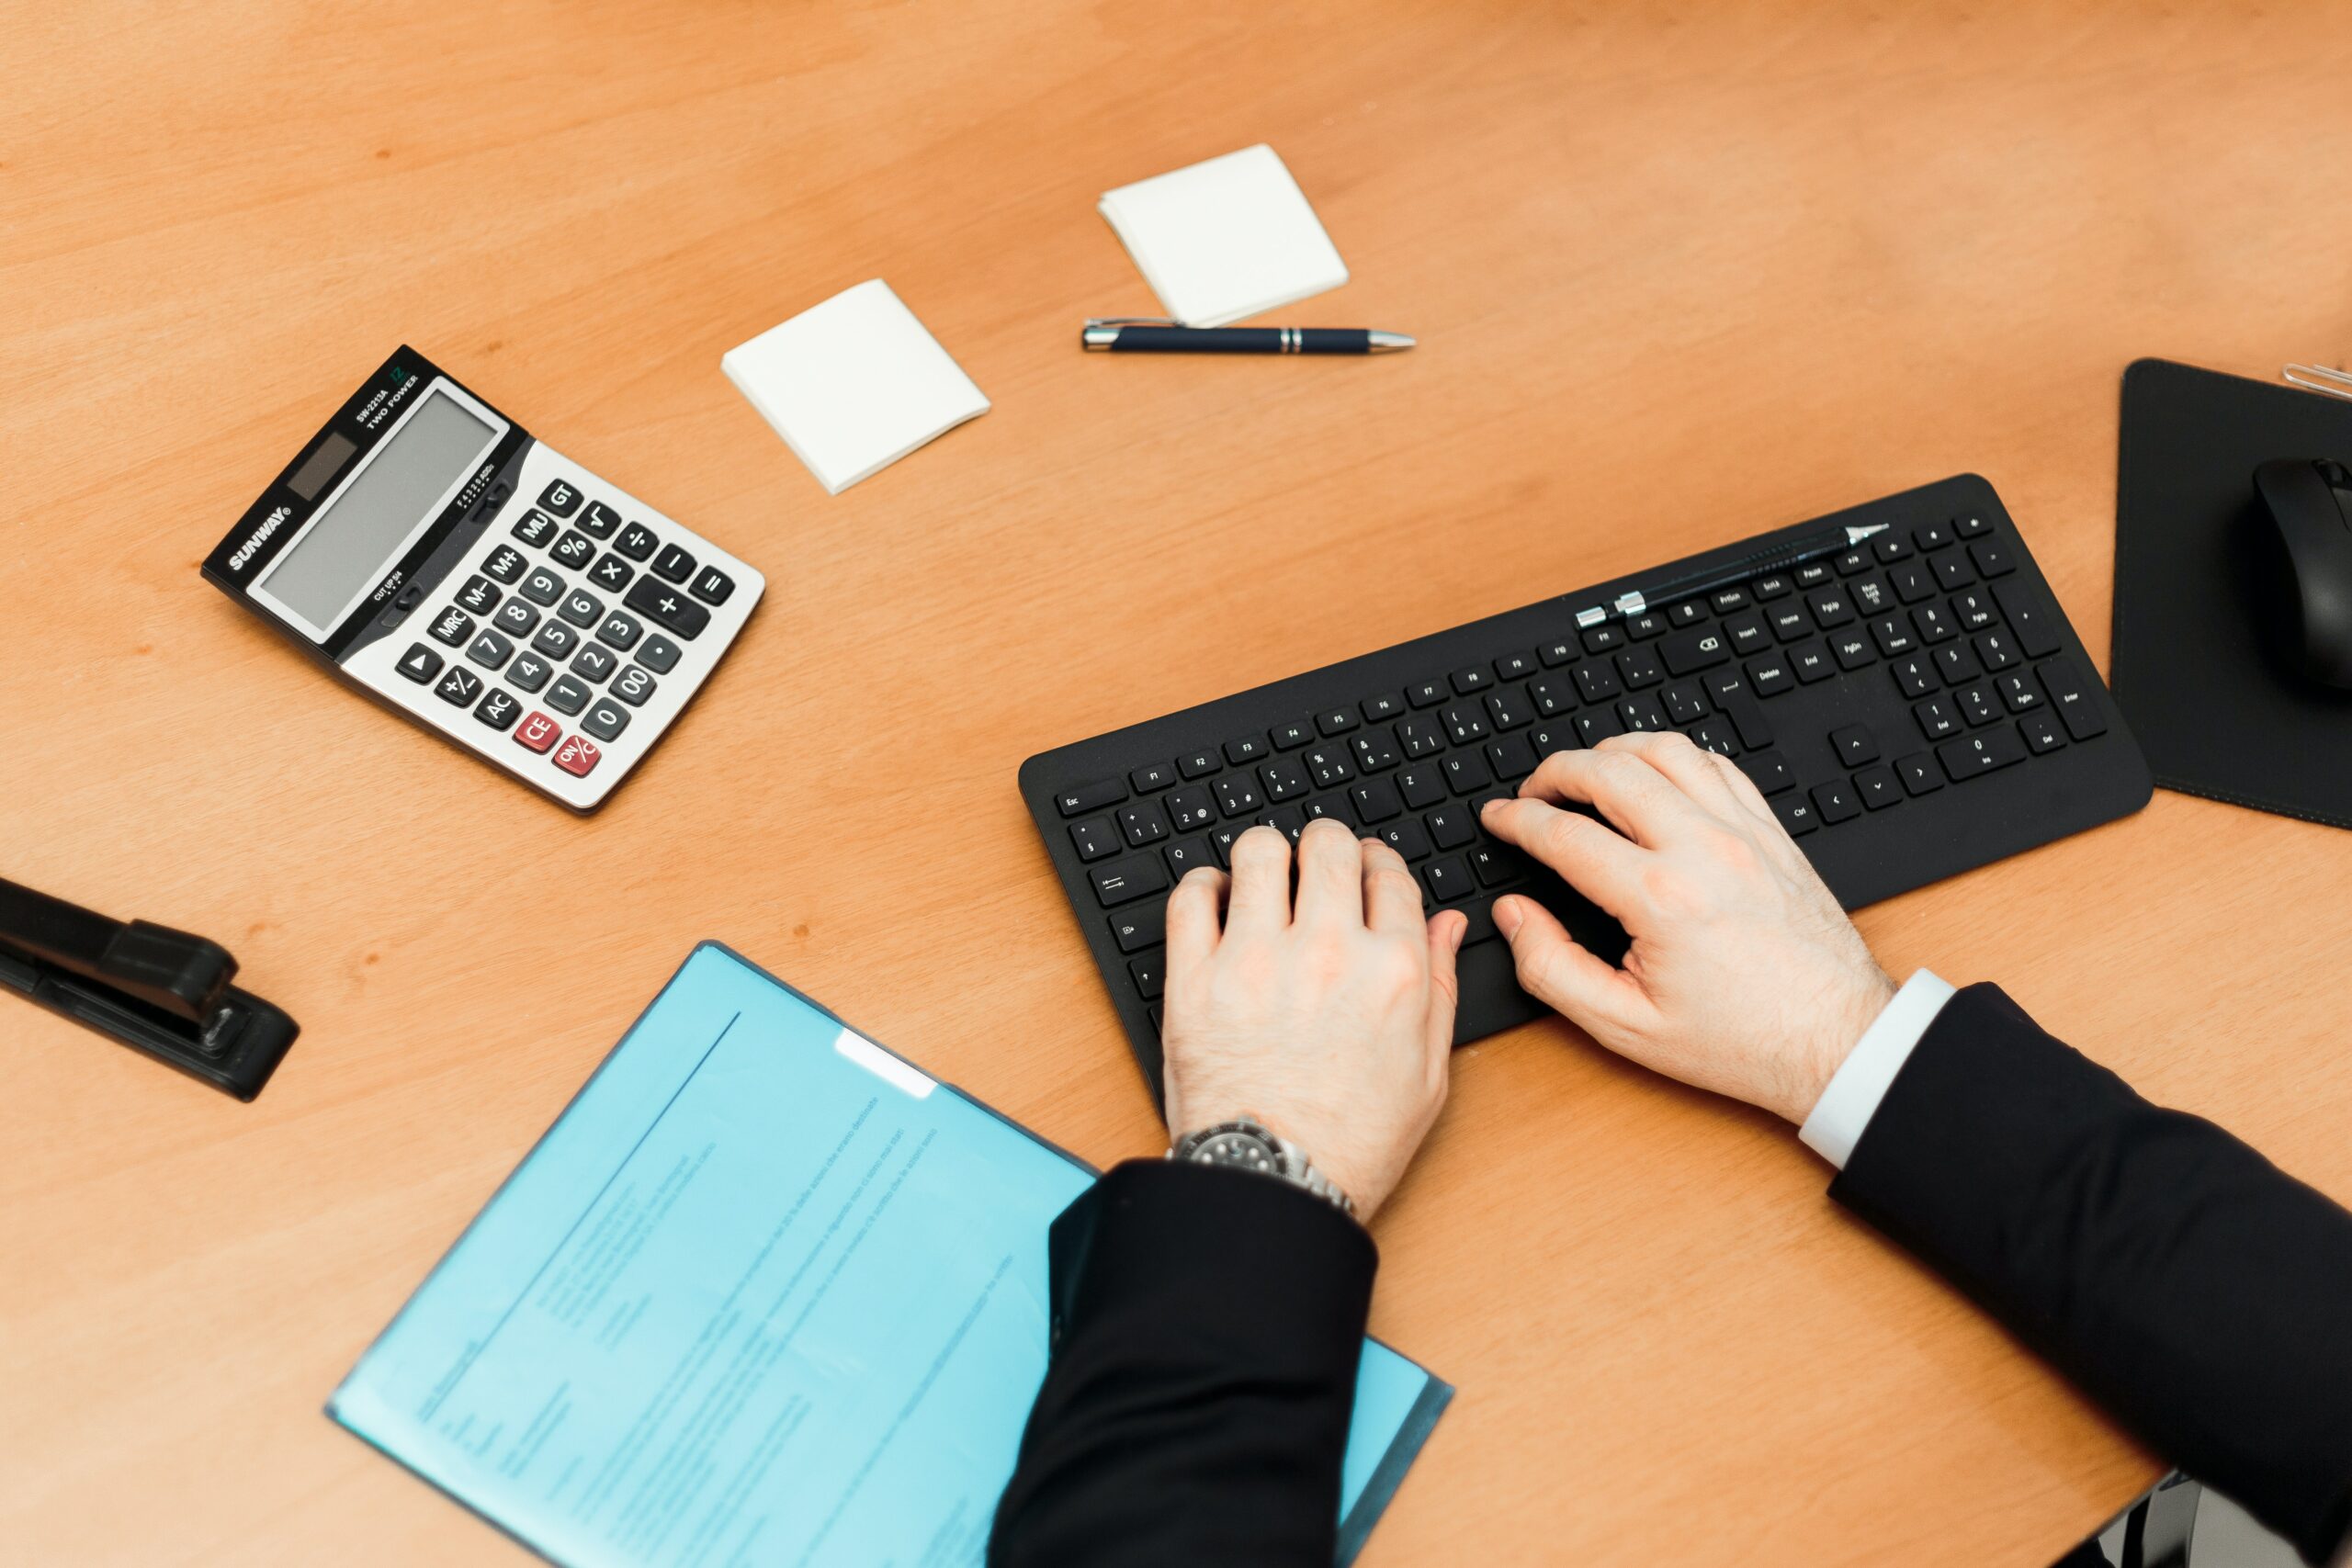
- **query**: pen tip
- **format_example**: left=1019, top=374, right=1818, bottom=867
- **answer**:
left=1367, top=332, right=1416, bottom=354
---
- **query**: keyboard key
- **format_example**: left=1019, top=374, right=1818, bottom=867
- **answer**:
left=1951, top=589, right=1996, bottom=631
left=1993, top=581, right=2063, bottom=657
left=474, top=688, right=522, bottom=731
left=1807, top=587, right=1855, bottom=629
left=1938, top=726, right=2027, bottom=781
left=505, top=653, right=552, bottom=694
left=1661, top=627, right=1731, bottom=675
left=1578, top=624, right=1625, bottom=653
left=1130, top=761, right=1178, bottom=792
left=2037, top=657, right=2108, bottom=739
left=1528, top=724, right=1578, bottom=760
left=1894, top=753, right=1943, bottom=795
left=1493, top=651, right=1538, bottom=681
left=518, top=566, right=566, bottom=606
left=1615, top=645, right=1664, bottom=688
left=1719, top=693, right=1774, bottom=750
left=1575, top=661, right=1623, bottom=704
left=1272, top=719, right=1317, bottom=750
left=1449, top=666, right=1492, bottom=694
left=1772, top=794, right=1818, bottom=836
left=1934, top=642, right=1981, bottom=686
left=1396, top=765, right=1447, bottom=809
left=1618, top=694, right=1670, bottom=732
left=1425, top=804, right=1476, bottom=850
left=1969, top=538, right=2016, bottom=577
left=1794, top=561, right=1832, bottom=588
left=1871, top=534, right=1914, bottom=562
left=1224, top=734, right=1270, bottom=765
left=1261, top=760, right=1311, bottom=801
left=1915, top=696, right=1960, bottom=739
left=1790, top=641, right=1836, bottom=683
left=1119, top=801, right=1170, bottom=846
left=1737, top=750, right=1793, bottom=795
left=571, top=643, right=618, bottom=684
left=1423, top=856, right=1474, bottom=902
left=1710, top=587, right=1750, bottom=614
left=1129, top=956, right=1165, bottom=1000
left=1830, top=631, right=1873, bottom=670
left=435, top=665, right=482, bottom=706
left=1164, top=839, right=1218, bottom=879
left=1870, top=615, right=1917, bottom=657
left=1889, top=653, right=1935, bottom=697
left=1538, top=637, right=1581, bottom=667
left=1168, top=785, right=1216, bottom=830
left=1829, top=724, right=1880, bottom=766
left=466, top=628, right=514, bottom=671
left=1929, top=549, right=1975, bottom=591
left=1660, top=682, right=1707, bottom=724
left=537, top=479, right=582, bottom=517
left=1973, top=630, right=2018, bottom=671
left=1911, top=603, right=1956, bottom=643
left=1833, top=548, right=1870, bottom=577
left=1914, top=520, right=1952, bottom=550
left=1747, top=655, right=1795, bottom=696
left=1527, top=677, right=1576, bottom=717
left=1316, top=706, right=1360, bottom=736
left=1625, top=611, right=1669, bottom=640
left=1304, top=745, right=1355, bottom=788
left=481, top=544, right=527, bottom=583
left=576, top=500, right=623, bottom=539
left=1767, top=603, right=1811, bottom=642
left=1574, top=708, right=1625, bottom=746
left=1091, top=853, right=1169, bottom=907
left=1178, top=750, right=1219, bottom=779
left=559, top=588, right=604, bottom=628
left=1954, top=513, right=1994, bottom=538
left=1057, top=778, right=1125, bottom=816
left=1391, top=716, right=1442, bottom=759
left=1111, top=905, right=1166, bottom=952
left=1486, top=734, right=1538, bottom=779
left=1350, top=730, right=1401, bottom=773
left=1443, top=705, right=1490, bottom=745
left=551, top=529, right=597, bottom=570
left=511, top=509, right=560, bottom=547
left=1381, top=819, right=1432, bottom=861
left=1725, top=614, right=1771, bottom=656
left=514, top=710, right=562, bottom=754
left=611, top=664, right=658, bottom=706
left=623, top=577, right=712, bottom=639
left=1070, top=818, right=1119, bottom=861
left=580, top=698, right=630, bottom=741
left=613, top=522, right=659, bottom=561
left=455, top=574, right=502, bottom=615
left=532, top=619, right=581, bottom=660
left=1751, top=573, right=1795, bottom=600
left=690, top=565, right=735, bottom=604
left=597, top=611, right=643, bottom=651
left=1351, top=779, right=1403, bottom=823
left=650, top=543, right=697, bottom=584
left=1484, top=689, right=1532, bottom=731
left=396, top=643, right=444, bottom=683
left=589, top=552, right=636, bottom=592
left=427, top=605, right=475, bottom=647
left=1811, top=779, right=1860, bottom=824
left=1361, top=692, right=1407, bottom=721
left=1850, top=576, right=1894, bottom=616
left=1442, top=752, right=1492, bottom=795
left=1855, top=765, right=1902, bottom=809
left=493, top=598, right=541, bottom=637
left=551, top=734, right=602, bottom=778
left=1687, top=718, right=1737, bottom=755
left=1408, top=678, right=1448, bottom=707
left=544, top=674, right=592, bottom=716
left=1888, top=561, right=1937, bottom=604
left=1471, top=845, right=1530, bottom=886
left=1956, top=682, right=2000, bottom=727
left=1303, top=795, right=1356, bottom=829
left=1215, top=777, right=1262, bottom=817
left=1996, top=671, right=2041, bottom=713
left=1668, top=600, right=1707, bottom=626
left=2020, top=712, right=2068, bottom=753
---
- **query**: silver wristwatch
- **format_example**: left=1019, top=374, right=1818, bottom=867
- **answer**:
left=1168, top=1117, right=1355, bottom=1217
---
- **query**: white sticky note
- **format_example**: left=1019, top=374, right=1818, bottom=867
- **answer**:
left=1099, top=144, right=1351, bottom=327
left=722, top=279, right=990, bottom=494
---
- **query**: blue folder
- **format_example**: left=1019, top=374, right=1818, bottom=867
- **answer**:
left=331, top=943, right=1451, bottom=1566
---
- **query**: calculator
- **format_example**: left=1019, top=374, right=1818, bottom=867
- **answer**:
left=203, top=346, right=763, bottom=811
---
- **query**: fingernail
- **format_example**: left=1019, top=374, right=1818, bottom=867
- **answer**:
left=1479, top=797, right=1502, bottom=817
left=1492, top=897, right=1523, bottom=940
left=1448, top=914, right=1468, bottom=953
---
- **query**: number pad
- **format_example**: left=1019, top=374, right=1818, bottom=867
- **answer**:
left=611, top=664, right=659, bottom=706
left=517, top=567, right=565, bottom=606
left=613, top=522, right=658, bottom=561
left=544, top=674, right=592, bottom=716
left=531, top=620, right=581, bottom=660
left=474, top=688, right=522, bottom=731
left=551, top=529, right=597, bottom=569
left=589, top=552, right=635, bottom=592
left=427, top=606, right=474, bottom=647
left=558, top=589, right=604, bottom=628
left=689, top=565, right=734, bottom=604
left=650, top=543, right=696, bottom=584
left=434, top=666, right=482, bottom=706
left=571, top=643, right=619, bottom=683
left=634, top=635, right=681, bottom=674
left=492, top=598, right=539, bottom=637
left=481, top=544, right=527, bottom=583
left=575, top=500, right=623, bottom=539
left=464, top=629, right=514, bottom=671
left=453, top=574, right=501, bottom=615
left=504, top=652, right=554, bottom=694
left=596, top=611, right=643, bottom=651
left=580, top=699, right=631, bottom=741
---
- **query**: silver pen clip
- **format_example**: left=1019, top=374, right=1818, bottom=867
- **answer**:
left=2284, top=364, right=2352, bottom=403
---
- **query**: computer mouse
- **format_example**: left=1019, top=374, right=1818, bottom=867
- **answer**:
left=2250, top=457, right=2352, bottom=689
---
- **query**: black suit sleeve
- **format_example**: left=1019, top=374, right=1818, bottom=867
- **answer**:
left=988, top=1159, right=1374, bottom=1568
left=1833, top=983, right=2352, bottom=1564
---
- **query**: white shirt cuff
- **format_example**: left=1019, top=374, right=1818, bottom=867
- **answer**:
left=1798, top=969, right=1957, bottom=1170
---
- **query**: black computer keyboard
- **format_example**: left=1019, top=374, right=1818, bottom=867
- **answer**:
left=1020, top=475, right=2153, bottom=1089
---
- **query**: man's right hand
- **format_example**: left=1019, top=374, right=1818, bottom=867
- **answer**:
left=1478, top=732, right=1896, bottom=1126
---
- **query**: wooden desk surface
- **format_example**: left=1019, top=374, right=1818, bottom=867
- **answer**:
left=8, top=3, right=2351, bottom=1562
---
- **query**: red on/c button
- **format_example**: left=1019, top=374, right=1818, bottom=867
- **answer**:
left=514, top=711, right=562, bottom=753
left=552, top=735, right=601, bottom=777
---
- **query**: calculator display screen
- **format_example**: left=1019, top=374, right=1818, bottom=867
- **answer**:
left=255, top=389, right=498, bottom=633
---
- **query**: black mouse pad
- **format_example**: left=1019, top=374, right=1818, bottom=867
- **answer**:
left=2112, top=358, right=2352, bottom=829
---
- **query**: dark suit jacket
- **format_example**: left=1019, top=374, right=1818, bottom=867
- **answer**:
left=987, top=985, right=2352, bottom=1566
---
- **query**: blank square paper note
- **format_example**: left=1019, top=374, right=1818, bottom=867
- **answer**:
left=722, top=279, right=990, bottom=495
left=1099, top=144, right=1351, bottom=327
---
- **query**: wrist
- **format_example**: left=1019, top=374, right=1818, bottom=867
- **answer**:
left=1777, top=967, right=1899, bottom=1125
left=1168, top=1116, right=1358, bottom=1218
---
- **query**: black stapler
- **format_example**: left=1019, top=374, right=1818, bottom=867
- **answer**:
left=0, top=876, right=298, bottom=1100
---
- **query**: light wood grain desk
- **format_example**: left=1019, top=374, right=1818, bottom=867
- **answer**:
left=8, top=4, right=2352, bottom=1562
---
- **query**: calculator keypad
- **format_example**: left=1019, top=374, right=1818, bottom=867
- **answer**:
left=363, top=451, right=757, bottom=807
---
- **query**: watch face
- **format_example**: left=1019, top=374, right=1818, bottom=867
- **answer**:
left=1194, top=1131, right=1283, bottom=1174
